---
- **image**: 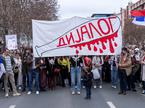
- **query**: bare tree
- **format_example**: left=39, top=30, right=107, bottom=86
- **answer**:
left=0, top=0, right=58, bottom=38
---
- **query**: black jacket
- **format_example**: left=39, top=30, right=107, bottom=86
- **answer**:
left=70, top=57, right=83, bottom=67
left=84, top=72, right=93, bottom=87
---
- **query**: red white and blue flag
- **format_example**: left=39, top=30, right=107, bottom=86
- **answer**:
left=131, top=10, right=145, bottom=26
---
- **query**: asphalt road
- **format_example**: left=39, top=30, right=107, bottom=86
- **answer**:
left=0, top=84, right=145, bottom=108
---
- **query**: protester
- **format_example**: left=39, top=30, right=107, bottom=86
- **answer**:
left=110, top=55, right=118, bottom=89
left=83, top=62, right=93, bottom=99
left=22, top=48, right=29, bottom=92
left=39, top=58, right=47, bottom=91
left=58, top=57, right=70, bottom=87
left=70, top=56, right=83, bottom=95
left=3, top=49, right=21, bottom=97
left=53, top=57, right=62, bottom=86
left=141, top=48, right=145, bottom=94
left=14, top=53, right=22, bottom=90
left=103, top=56, right=111, bottom=82
left=1, top=44, right=145, bottom=98
left=92, top=56, right=103, bottom=88
left=0, top=55, right=5, bottom=91
left=129, top=48, right=141, bottom=92
left=64, top=56, right=71, bottom=87
left=27, top=56, right=41, bottom=95
left=118, top=47, right=132, bottom=95
left=92, top=56, right=101, bottom=88
left=133, top=48, right=142, bottom=85
left=46, top=57, right=56, bottom=90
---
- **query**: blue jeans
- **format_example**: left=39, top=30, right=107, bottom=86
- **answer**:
left=111, top=66, right=118, bottom=86
left=28, top=69, right=40, bottom=92
left=71, top=66, right=81, bottom=92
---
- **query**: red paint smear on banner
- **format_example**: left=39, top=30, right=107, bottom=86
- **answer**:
left=76, top=50, right=79, bottom=55
left=114, top=42, right=117, bottom=47
left=70, top=30, right=118, bottom=54
left=100, top=49, right=103, bottom=53
left=94, top=46, right=97, bottom=52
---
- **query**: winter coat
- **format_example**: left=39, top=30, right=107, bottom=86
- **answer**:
left=84, top=71, right=93, bottom=87
left=119, top=54, right=132, bottom=76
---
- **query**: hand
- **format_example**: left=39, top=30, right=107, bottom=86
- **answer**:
left=118, top=64, right=122, bottom=67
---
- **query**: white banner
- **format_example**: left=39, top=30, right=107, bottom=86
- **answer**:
left=5, top=34, right=18, bottom=50
left=32, top=16, right=122, bottom=57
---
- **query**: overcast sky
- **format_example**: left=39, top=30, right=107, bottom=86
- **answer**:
left=57, top=0, right=139, bottom=19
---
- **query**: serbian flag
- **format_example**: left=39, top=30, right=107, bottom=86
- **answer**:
left=131, top=10, right=145, bottom=26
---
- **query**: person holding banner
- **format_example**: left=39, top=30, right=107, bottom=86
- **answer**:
left=47, top=57, right=55, bottom=89
left=3, top=49, right=21, bottom=97
left=58, top=57, right=70, bottom=87
left=70, top=56, right=83, bottom=95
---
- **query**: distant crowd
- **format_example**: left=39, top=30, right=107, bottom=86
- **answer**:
left=0, top=45, right=145, bottom=99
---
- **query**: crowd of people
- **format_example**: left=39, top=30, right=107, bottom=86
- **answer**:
left=0, top=45, right=145, bottom=100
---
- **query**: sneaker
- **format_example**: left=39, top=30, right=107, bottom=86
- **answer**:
left=18, top=87, right=22, bottom=90
left=77, top=91, right=81, bottom=95
left=118, top=91, right=123, bottom=95
left=112, top=85, right=117, bottom=89
left=85, top=96, right=91, bottom=100
left=132, top=89, right=137, bottom=92
left=22, top=89, right=26, bottom=92
left=142, top=90, right=145, bottom=94
left=99, top=85, right=102, bottom=89
left=127, top=88, right=131, bottom=91
left=36, top=91, right=39, bottom=95
left=94, top=85, right=97, bottom=89
left=27, top=91, right=32, bottom=95
left=71, top=91, right=75, bottom=95
left=5, top=93, right=9, bottom=97
left=13, top=93, right=21, bottom=96
left=123, top=92, right=127, bottom=95
left=139, top=83, right=143, bottom=88
left=84, top=97, right=89, bottom=100
left=88, top=96, right=91, bottom=100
